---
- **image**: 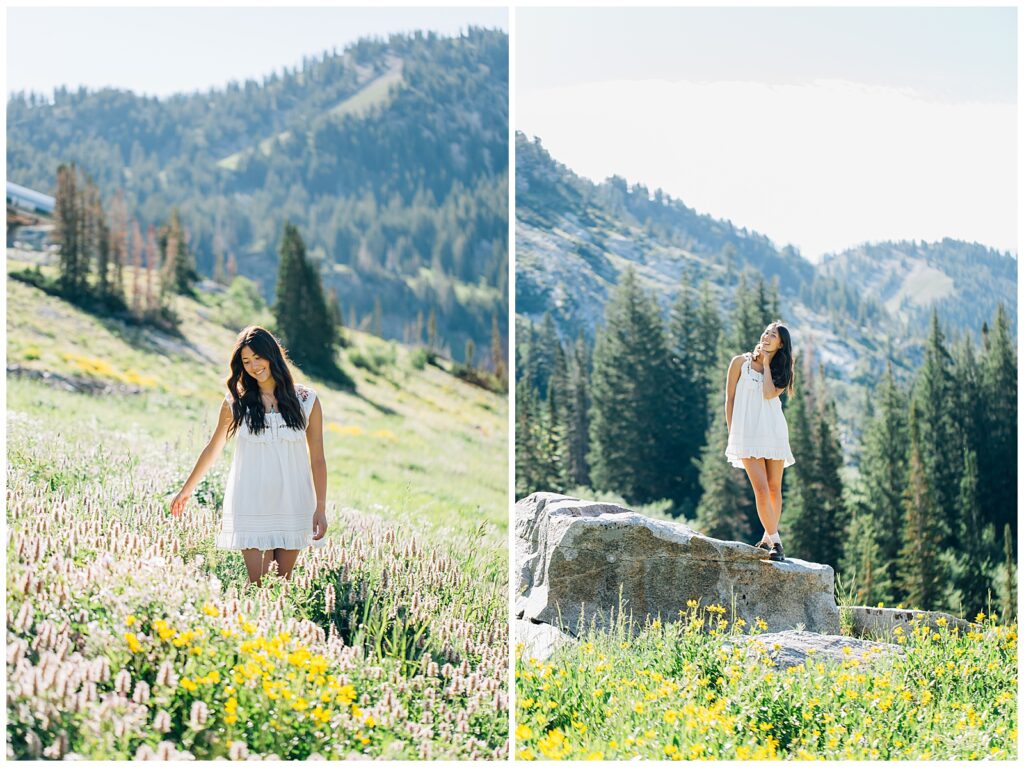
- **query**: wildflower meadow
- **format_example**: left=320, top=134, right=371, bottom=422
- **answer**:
left=515, top=600, right=1017, bottom=760
left=6, top=269, right=509, bottom=760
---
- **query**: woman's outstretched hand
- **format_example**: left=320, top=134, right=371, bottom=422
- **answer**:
left=170, top=489, right=191, bottom=517
left=312, top=509, right=329, bottom=540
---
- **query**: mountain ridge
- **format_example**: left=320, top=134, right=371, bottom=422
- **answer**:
left=7, top=28, right=509, bottom=362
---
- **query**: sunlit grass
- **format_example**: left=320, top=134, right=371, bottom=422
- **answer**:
left=6, top=267, right=509, bottom=760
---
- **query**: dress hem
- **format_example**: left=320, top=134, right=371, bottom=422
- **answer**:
left=215, top=530, right=325, bottom=551
left=724, top=446, right=795, bottom=468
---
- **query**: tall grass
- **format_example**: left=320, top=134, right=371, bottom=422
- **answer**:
left=6, top=408, right=507, bottom=759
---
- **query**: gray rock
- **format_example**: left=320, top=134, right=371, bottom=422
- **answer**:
left=842, top=605, right=975, bottom=640
left=515, top=619, right=574, bottom=662
left=723, top=630, right=905, bottom=669
left=516, top=492, right=839, bottom=636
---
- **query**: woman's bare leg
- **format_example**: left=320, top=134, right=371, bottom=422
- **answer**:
left=241, top=548, right=275, bottom=586
left=272, top=548, right=300, bottom=581
left=741, top=457, right=773, bottom=538
left=764, top=459, right=785, bottom=536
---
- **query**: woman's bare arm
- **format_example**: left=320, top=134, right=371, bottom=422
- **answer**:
left=724, top=355, right=743, bottom=433
left=759, top=352, right=786, bottom=400
left=305, top=398, right=328, bottom=539
left=305, top=399, right=327, bottom=513
left=171, top=400, right=232, bottom=515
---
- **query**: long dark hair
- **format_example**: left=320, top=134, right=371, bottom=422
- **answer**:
left=224, top=326, right=307, bottom=439
left=758, top=320, right=795, bottom=397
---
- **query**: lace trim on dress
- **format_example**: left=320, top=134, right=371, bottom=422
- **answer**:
left=237, top=416, right=307, bottom=444
left=215, top=529, right=319, bottom=550
left=725, top=445, right=794, bottom=462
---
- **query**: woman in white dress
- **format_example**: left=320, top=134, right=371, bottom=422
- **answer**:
left=170, top=326, right=328, bottom=585
left=723, top=321, right=796, bottom=561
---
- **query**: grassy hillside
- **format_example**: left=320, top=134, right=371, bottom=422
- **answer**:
left=6, top=258, right=509, bottom=759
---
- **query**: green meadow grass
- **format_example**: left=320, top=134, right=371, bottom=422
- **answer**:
left=6, top=264, right=509, bottom=759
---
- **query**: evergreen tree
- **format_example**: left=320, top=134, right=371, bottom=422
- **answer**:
left=530, top=312, right=558, bottom=400
left=694, top=394, right=753, bottom=539
left=779, top=363, right=822, bottom=560
left=950, top=447, right=993, bottom=616
left=273, top=220, right=339, bottom=373
left=515, top=377, right=545, bottom=498
left=912, top=309, right=960, bottom=548
left=897, top=401, right=947, bottom=610
left=857, top=362, right=909, bottom=596
left=730, top=271, right=764, bottom=352
left=839, top=511, right=892, bottom=606
left=691, top=281, right=724, bottom=397
left=814, top=395, right=848, bottom=569
left=588, top=268, right=677, bottom=504
left=158, top=208, right=200, bottom=295
left=979, top=304, right=1016, bottom=549
left=565, top=333, right=592, bottom=488
left=491, top=313, right=507, bottom=386
left=107, top=190, right=128, bottom=305
left=668, top=277, right=705, bottom=512
left=54, top=163, right=81, bottom=297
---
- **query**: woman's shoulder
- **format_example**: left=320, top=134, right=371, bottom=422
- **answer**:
left=294, top=383, right=316, bottom=403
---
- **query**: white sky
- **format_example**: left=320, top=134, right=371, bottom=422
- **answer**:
left=6, top=5, right=508, bottom=99
left=517, top=6, right=1017, bottom=263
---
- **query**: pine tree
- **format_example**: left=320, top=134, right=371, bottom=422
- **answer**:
left=951, top=447, right=993, bottom=616
left=780, top=362, right=822, bottom=560
left=588, top=268, right=676, bottom=504
left=159, top=208, right=199, bottom=295
left=144, top=225, right=158, bottom=315
left=130, top=220, right=144, bottom=318
left=273, top=220, right=338, bottom=371
left=730, top=271, right=763, bottom=352
left=565, top=333, right=592, bottom=488
left=858, top=362, right=909, bottom=596
left=979, top=304, right=1016, bottom=549
left=491, top=313, right=507, bottom=386
left=814, top=395, right=848, bottom=569
left=913, top=309, right=960, bottom=548
left=897, top=401, right=946, bottom=610
left=107, top=191, right=128, bottom=304
left=531, top=313, right=558, bottom=400
left=691, top=281, right=724, bottom=397
left=54, top=163, right=80, bottom=297
left=667, top=277, right=705, bottom=512
left=694, top=396, right=753, bottom=539
left=515, top=376, right=544, bottom=498
left=839, top=511, right=892, bottom=606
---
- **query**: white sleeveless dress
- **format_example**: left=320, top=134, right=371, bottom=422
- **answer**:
left=724, top=352, right=796, bottom=469
left=216, top=383, right=326, bottom=551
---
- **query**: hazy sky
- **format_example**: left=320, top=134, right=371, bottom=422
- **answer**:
left=518, top=6, right=1017, bottom=263
left=7, top=6, right=507, bottom=99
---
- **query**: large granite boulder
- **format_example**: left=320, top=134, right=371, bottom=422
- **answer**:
left=516, top=492, right=839, bottom=636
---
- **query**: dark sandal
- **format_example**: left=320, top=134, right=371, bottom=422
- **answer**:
left=769, top=542, right=785, bottom=562
left=753, top=538, right=771, bottom=551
